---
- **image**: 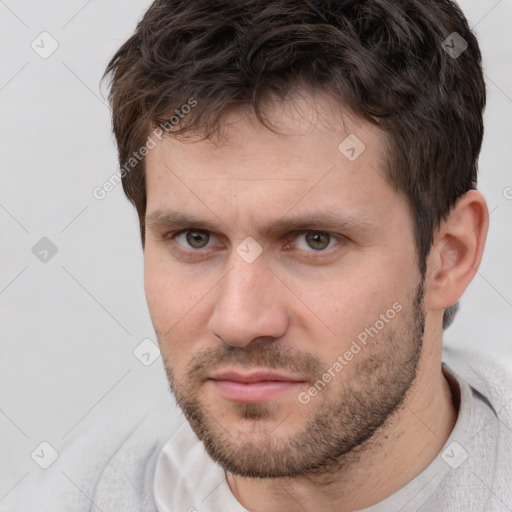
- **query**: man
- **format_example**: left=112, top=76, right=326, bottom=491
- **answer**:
left=4, top=0, right=511, bottom=511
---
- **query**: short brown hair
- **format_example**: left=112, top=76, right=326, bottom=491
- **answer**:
left=102, top=0, right=486, bottom=329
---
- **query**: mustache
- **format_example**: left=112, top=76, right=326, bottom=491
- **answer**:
left=183, top=340, right=325, bottom=383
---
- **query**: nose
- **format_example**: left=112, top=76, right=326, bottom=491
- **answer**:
left=207, top=255, right=290, bottom=348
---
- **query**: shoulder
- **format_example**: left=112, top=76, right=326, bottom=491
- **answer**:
left=1, top=397, right=182, bottom=512
left=439, top=346, right=512, bottom=510
left=442, top=345, right=512, bottom=415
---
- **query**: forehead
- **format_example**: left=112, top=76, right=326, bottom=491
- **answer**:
left=144, top=90, right=398, bottom=226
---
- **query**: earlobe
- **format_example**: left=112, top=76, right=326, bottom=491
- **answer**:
left=425, top=190, right=489, bottom=312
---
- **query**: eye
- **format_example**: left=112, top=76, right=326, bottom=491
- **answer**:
left=162, top=228, right=345, bottom=260
left=173, top=229, right=213, bottom=250
left=292, top=231, right=340, bottom=252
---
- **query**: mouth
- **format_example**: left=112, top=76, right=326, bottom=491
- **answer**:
left=207, top=369, right=307, bottom=403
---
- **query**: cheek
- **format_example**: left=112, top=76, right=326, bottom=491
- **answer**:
left=294, top=265, right=408, bottom=353
left=144, top=251, right=213, bottom=371
left=144, top=260, right=175, bottom=328
left=144, top=247, right=191, bottom=325
left=145, top=274, right=205, bottom=336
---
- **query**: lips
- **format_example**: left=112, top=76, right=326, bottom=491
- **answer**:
left=209, top=370, right=305, bottom=383
left=208, top=369, right=306, bottom=403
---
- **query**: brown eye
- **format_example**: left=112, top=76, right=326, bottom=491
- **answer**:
left=304, top=231, right=332, bottom=251
left=180, top=230, right=210, bottom=249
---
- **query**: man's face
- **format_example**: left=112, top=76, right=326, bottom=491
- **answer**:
left=144, top=92, right=426, bottom=478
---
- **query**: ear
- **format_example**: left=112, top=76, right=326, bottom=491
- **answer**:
left=424, top=190, right=489, bottom=312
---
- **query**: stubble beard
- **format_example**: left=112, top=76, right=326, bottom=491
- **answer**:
left=162, top=280, right=425, bottom=479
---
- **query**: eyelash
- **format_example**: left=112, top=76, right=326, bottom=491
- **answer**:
left=162, top=229, right=346, bottom=260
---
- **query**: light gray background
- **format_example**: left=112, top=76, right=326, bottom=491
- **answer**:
left=1, top=0, right=511, bottom=499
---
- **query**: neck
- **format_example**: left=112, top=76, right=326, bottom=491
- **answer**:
left=226, top=344, right=457, bottom=512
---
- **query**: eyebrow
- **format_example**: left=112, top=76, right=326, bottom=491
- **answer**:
left=145, top=209, right=379, bottom=236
